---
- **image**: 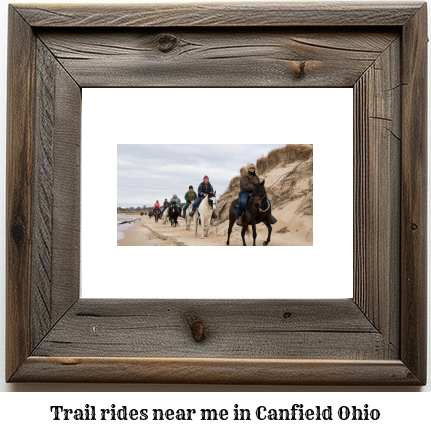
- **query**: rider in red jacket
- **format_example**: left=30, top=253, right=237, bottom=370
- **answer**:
left=154, top=201, right=160, bottom=208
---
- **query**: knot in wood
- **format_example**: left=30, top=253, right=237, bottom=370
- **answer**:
left=157, top=34, right=178, bottom=53
left=411, top=223, right=418, bottom=231
left=288, top=61, right=308, bottom=79
left=11, top=222, right=25, bottom=245
left=283, top=312, right=292, bottom=319
left=186, top=315, right=206, bottom=342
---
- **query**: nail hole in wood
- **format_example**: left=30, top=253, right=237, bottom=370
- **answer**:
left=411, top=223, right=418, bottom=230
left=283, top=312, right=292, bottom=319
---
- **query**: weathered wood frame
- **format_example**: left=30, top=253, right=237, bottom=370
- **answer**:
left=6, top=3, right=427, bottom=384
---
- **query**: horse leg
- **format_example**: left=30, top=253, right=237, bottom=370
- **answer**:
left=201, top=216, right=206, bottom=238
left=202, top=215, right=211, bottom=239
left=263, top=219, right=272, bottom=246
left=251, top=221, right=257, bottom=246
left=226, top=218, right=235, bottom=245
left=241, top=226, right=247, bottom=246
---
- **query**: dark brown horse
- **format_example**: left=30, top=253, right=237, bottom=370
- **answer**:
left=169, top=202, right=181, bottom=227
left=153, top=207, right=161, bottom=222
left=226, top=180, right=274, bottom=246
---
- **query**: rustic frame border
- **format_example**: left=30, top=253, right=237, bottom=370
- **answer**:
left=6, top=2, right=427, bottom=384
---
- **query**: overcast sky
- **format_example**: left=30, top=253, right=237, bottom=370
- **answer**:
left=117, top=144, right=286, bottom=207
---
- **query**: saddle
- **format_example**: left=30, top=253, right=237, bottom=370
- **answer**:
left=235, top=195, right=277, bottom=224
left=234, top=193, right=255, bottom=209
left=194, top=198, right=206, bottom=214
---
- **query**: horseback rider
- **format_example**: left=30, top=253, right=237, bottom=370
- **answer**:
left=170, top=194, right=181, bottom=212
left=161, top=198, right=169, bottom=215
left=181, top=185, right=197, bottom=218
left=236, top=162, right=265, bottom=226
left=154, top=200, right=160, bottom=210
left=189, top=175, right=217, bottom=219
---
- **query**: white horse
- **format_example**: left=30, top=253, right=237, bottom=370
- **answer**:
left=185, top=201, right=195, bottom=230
left=194, top=192, right=216, bottom=239
left=162, top=208, right=169, bottom=224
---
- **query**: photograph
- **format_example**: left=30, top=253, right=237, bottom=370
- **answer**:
left=116, top=144, right=313, bottom=247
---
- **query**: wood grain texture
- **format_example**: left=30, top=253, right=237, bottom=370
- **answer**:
left=353, top=38, right=401, bottom=359
left=15, top=2, right=423, bottom=27
left=32, top=299, right=384, bottom=360
left=400, top=3, right=428, bottom=384
left=50, top=55, right=81, bottom=324
left=6, top=2, right=427, bottom=385
left=32, top=39, right=81, bottom=350
left=32, top=40, right=56, bottom=347
left=36, top=29, right=398, bottom=88
left=6, top=7, right=36, bottom=381
left=12, top=358, right=420, bottom=385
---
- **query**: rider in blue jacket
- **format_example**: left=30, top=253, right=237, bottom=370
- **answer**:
left=189, top=176, right=217, bottom=219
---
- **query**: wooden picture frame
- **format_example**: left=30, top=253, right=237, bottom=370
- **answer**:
left=6, top=2, right=427, bottom=385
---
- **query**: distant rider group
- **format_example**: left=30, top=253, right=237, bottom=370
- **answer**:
left=155, top=175, right=217, bottom=221
left=151, top=163, right=270, bottom=226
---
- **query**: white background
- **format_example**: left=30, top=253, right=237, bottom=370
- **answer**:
left=0, top=0, right=429, bottom=420
left=81, top=88, right=353, bottom=299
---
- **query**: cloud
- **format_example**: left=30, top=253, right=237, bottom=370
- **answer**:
left=117, top=144, right=285, bottom=207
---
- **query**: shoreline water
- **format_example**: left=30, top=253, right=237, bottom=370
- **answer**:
left=117, top=215, right=142, bottom=244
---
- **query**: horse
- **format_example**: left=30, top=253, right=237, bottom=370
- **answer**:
left=169, top=202, right=181, bottom=227
left=148, top=210, right=154, bottom=220
left=226, top=180, right=274, bottom=246
left=162, top=208, right=169, bottom=224
left=153, top=207, right=161, bottom=223
left=184, top=201, right=195, bottom=230
left=194, top=192, right=216, bottom=239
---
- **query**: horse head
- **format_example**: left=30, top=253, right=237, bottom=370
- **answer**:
left=170, top=202, right=179, bottom=215
left=252, top=180, right=266, bottom=208
left=208, top=191, right=217, bottom=210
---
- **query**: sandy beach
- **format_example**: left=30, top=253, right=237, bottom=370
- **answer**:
left=117, top=210, right=312, bottom=246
